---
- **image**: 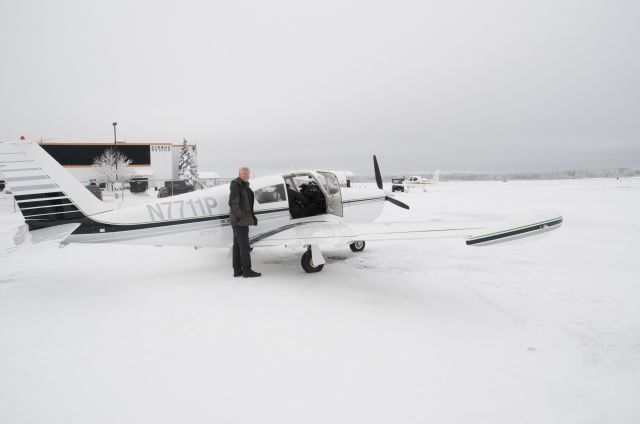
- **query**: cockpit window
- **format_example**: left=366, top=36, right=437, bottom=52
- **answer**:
left=255, top=184, right=286, bottom=204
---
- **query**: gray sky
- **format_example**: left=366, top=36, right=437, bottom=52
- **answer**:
left=1, top=0, right=638, bottom=176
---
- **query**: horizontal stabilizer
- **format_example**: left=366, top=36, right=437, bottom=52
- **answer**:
left=465, top=213, right=563, bottom=246
left=13, top=222, right=80, bottom=246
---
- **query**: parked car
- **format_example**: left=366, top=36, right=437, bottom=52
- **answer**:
left=129, top=178, right=148, bottom=193
left=85, top=184, right=103, bottom=200
left=157, top=180, right=193, bottom=198
left=391, top=177, right=405, bottom=192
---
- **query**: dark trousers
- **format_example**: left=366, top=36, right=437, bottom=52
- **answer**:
left=232, top=225, right=251, bottom=273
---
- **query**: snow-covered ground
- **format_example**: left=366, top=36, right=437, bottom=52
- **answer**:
left=1, top=179, right=639, bottom=423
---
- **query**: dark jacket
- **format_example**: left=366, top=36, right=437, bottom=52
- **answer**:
left=229, top=178, right=257, bottom=226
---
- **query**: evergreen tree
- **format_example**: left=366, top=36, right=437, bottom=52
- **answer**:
left=177, top=138, right=199, bottom=187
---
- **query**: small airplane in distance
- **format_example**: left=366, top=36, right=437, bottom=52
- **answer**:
left=401, top=170, right=440, bottom=192
left=0, top=139, right=562, bottom=273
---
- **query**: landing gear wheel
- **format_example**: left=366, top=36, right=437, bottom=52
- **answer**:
left=350, top=240, right=366, bottom=252
left=301, top=250, right=324, bottom=273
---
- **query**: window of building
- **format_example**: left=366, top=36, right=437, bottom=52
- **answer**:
left=41, top=144, right=151, bottom=166
left=255, top=184, right=286, bottom=204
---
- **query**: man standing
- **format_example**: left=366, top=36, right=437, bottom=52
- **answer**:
left=229, top=167, right=261, bottom=278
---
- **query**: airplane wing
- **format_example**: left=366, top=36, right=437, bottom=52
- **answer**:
left=250, top=211, right=563, bottom=248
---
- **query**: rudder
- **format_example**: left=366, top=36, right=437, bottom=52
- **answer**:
left=0, top=139, right=112, bottom=230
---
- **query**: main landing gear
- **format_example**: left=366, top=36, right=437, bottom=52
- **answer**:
left=300, top=241, right=367, bottom=273
left=349, top=240, right=366, bottom=252
left=301, top=244, right=325, bottom=273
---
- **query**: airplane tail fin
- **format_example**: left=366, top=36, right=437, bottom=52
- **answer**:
left=0, top=138, right=112, bottom=231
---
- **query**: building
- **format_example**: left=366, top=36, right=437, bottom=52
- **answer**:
left=39, top=140, right=197, bottom=190
left=198, top=171, right=221, bottom=187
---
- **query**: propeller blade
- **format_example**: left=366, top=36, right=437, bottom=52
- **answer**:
left=373, top=155, right=383, bottom=189
left=374, top=154, right=409, bottom=209
left=385, top=195, right=410, bottom=210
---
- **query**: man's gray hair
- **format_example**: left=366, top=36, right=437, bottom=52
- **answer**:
left=239, top=167, right=250, bottom=174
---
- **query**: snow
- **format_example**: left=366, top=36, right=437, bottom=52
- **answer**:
left=1, top=179, right=639, bottom=423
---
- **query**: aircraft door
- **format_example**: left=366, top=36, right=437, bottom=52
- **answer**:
left=317, top=171, right=343, bottom=217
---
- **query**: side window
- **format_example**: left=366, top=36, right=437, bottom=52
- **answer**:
left=255, top=184, right=286, bottom=204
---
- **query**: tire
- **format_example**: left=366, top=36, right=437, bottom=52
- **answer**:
left=349, top=240, right=366, bottom=252
left=301, top=250, right=324, bottom=273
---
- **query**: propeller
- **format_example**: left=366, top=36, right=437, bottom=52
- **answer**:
left=373, top=155, right=383, bottom=190
left=384, top=195, right=410, bottom=210
left=373, top=155, right=410, bottom=210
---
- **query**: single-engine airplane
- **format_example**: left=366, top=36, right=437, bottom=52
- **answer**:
left=1, top=139, right=563, bottom=273
left=403, top=170, right=440, bottom=192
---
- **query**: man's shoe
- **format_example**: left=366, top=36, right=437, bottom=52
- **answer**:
left=234, top=270, right=243, bottom=277
left=243, top=270, right=262, bottom=278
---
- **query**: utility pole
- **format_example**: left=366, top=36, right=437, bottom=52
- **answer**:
left=112, top=122, right=118, bottom=188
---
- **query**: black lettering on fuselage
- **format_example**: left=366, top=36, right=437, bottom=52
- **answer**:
left=147, top=204, right=164, bottom=221
left=204, top=197, right=217, bottom=215
left=146, top=196, right=219, bottom=222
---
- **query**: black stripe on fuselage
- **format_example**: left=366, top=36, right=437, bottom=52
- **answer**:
left=465, top=218, right=563, bottom=246
left=72, top=196, right=382, bottom=235
left=249, top=221, right=324, bottom=244
left=21, top=193, right=383, bottom=234
left=343, top=197, right=385, bottom=204
left=70, top=207, right=292, bottom=235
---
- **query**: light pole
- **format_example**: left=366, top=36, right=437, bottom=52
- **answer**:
left=112, top=122, right=118, bottom=190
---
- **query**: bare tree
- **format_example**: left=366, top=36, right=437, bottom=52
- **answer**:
left=92, top=148, right=132, bottom=190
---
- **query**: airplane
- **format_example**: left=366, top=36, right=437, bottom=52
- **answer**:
left=401, top=170, right=440, bottom=192
left=0, top=139, right=563, bottom=273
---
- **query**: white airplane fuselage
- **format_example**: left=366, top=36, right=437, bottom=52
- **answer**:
left=66, top=172, right=385, bottom=248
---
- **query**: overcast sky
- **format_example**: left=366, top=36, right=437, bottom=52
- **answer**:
left=1, top=0, right=638, bottom=176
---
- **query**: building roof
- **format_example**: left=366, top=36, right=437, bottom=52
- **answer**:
left=199, top=171, right=220, bottom=179
left=39, top=140, right=196, bottom=148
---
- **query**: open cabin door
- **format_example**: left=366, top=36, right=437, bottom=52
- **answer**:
left=283, top=172, right=343, bottom=219
left=316, top=171, right=343, bottom=217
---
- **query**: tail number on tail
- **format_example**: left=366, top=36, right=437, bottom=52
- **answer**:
left=146, top=197, right=218, bottom=221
